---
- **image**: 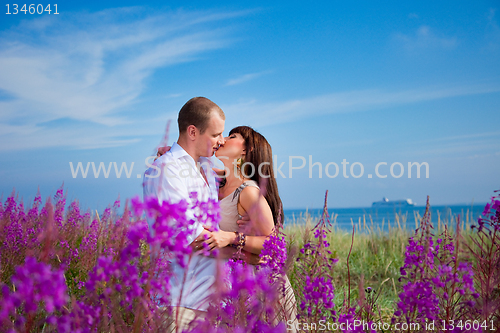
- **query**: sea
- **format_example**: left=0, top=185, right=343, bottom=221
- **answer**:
left=283, top=204, right=486, bottom=232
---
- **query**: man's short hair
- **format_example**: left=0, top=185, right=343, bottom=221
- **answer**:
left=178, top=97, right=225, bottom=134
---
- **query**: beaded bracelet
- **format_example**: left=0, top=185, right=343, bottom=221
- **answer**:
left=231, top=231, right=246, bottom=250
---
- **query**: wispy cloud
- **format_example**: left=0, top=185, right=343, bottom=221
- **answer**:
left=397, top=131, right=500, bottom=157
left=0, top=7, right=241, bottom=150
left=225, top=70, right=271, bottom=86
left=485, top=8, right=500, bottom=50
left=431, top=131, right=500, bottom=143
left=164, top=93, right=182, bottom=99
left=406, top=140, right=500, bottom=157
left=222, top=83, right=500, bottom=128
left=466, top=151, right=500, bottom=160
left=394, top=25, right=457, bottom=50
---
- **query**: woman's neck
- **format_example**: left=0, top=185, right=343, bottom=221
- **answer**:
left=222, top=163, right=248, bottom=188
left=225, top=174, right=244, bottom=188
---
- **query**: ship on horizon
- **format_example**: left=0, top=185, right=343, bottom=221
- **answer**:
left=372, top=197, right=415, bottom=207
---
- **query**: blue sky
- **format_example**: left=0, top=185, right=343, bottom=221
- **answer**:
left=1, top=0, right=499, bottom=210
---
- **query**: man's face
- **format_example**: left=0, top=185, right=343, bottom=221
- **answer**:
left=196, top=111, right=225, bottom=158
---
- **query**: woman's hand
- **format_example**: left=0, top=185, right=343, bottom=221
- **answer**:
left=154, top=145, right=171, bottom=161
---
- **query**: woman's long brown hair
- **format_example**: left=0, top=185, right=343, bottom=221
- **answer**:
left=229, top=126, right=284, bottom=226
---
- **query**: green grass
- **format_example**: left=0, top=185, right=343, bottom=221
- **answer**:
left=283, top=209, right=478, bottom=321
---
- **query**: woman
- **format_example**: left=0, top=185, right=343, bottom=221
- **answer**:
left=202, top=126, right=298, bottom=327
left=202, top=125, right=281, bottom=253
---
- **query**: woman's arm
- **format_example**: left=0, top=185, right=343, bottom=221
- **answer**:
left=237, top=186, right=274, bottom=254
left=203, top=229, right=269, bottom=255
left=238, top=186, right=274, bottom=235
left=196, top=232, right=262, bottom=264
left=203, top=186, right=274, bottom=255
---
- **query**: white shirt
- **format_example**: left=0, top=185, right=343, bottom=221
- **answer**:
left=143, top=142, right=219, bottom=311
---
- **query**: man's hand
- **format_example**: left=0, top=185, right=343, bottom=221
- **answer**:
left=236, top=214, right=253, bottom=233
left=217, top=247, right=262, bottom=265
left=191, top=229, right=211, bottom=251
left=203, top=229, right=236, bottom=250
left=212, top=168, right=225, bottom=177
left=241, top=251, right=263, bottom=265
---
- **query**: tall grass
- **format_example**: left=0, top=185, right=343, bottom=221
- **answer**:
left=1, top=186, right=498, bottom=332
left=285, top=204, right=487, bottom=324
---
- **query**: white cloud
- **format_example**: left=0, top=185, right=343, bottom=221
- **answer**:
left=395, top=25, right=457, bottom=50
left=225, top=70, right=271, bottom=86
left=222, top=83, right=500, bottom=128
left=164, top=93, right=182, bottom=99
left=431, top=131, right=500, bottom=143
left=407, top=141, right=500, bottom=157
left=466, top=151, right=500, bottom=160
left=0, top=111, right=178, bottom=151
left=397, top=131, right=500, bottom=157
left=0, top=7, right=239, bottom=150
left=485, top=8, right=500, bottom=50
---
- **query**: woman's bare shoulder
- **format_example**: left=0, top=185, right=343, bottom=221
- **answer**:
left=239, top=185, right=261, bottom=208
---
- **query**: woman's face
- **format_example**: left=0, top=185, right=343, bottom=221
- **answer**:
left=215, top=132, right=246, bottom=161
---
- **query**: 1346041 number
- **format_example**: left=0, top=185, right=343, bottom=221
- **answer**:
left=5, top=4, right=59, bottom=14
left=441, top=320, right=497, bottom=331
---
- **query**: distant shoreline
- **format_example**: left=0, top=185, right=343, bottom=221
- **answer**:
left=284, top=203, right=487, bottom=211
left=283, top=204, right=485, bottom=230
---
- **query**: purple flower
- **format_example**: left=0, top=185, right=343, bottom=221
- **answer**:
left=0, top=257, right=68, bottom=326
left=259, top=226, right=288, bottom=283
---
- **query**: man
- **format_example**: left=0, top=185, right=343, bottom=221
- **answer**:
left=143, top=97, right=225, bottom=330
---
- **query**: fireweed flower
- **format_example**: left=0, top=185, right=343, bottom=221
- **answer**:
left=394, top=197, right=479, bottom=329
left=82, top=220, right=151, bottom=309
left=1, top=196, right=24, bottom=255
left=0, top=257, right=68, bottom=328
left=295, top=192, right=337, bottom=323
left=2, top=187, right=490, bottom=332
left=258, top=225, right=288, bottom=283
left=54, top=186, right=66, bottom=227
left=300, top=275, right=335, bottom=320
left=396, top=280, right=440, bottom=322
left=476, top=191, right=500, bottom=233
left=338, top=307, right=377, bottom=333
left=136, top=195, right=194, bottom=267
left=0, top=190, right=221, bottom=331
left=185, top=206, right=289, bottom=332
left=190, top=192, right=221, bottom=231
left=192, top=259, right=286, bottom=332
left=79, top=218, right=99, bottom=256
left=465, top=193, right=500, bottom=327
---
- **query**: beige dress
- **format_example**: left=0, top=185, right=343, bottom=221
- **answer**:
left=219, top=181, right=298, bottom=329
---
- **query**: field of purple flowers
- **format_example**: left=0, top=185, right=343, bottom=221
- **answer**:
left=0, top=186, right=499, bottom=332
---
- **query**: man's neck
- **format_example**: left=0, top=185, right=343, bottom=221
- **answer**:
left=176, top=137, right=200, bottom=163
left=177, top=138, right=209, bottom=185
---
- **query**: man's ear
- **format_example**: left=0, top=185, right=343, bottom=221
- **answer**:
left=187, top=125, right=197, bottom=140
